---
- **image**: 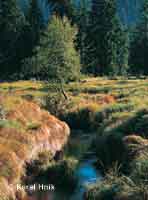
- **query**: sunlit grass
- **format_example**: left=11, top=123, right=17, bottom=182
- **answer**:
left=0, top=77, right=147, bottom=199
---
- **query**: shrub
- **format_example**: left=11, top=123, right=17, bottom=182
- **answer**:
left=131, top=152, right=148, bottom=185
left=25, top=151, right=54, bottom=177
left=94, top=134, right=128, bottom=171
left=28, top=157, right=78, bottom=192
left=0, top=105, right=6, bottom=120
left=63, top=102, right=134, bottom=131
left=112, top=109, right=148, bottom=136
left=45, top=91, right=70, bottom=117
left=85, top=166, right=148, bottom=200
left=63, top=106, right=99, bottom=131
left=45, top=157, right=78, bottom=191
left=44, top=79, right=72, bottom=118
left=21, top=94, right=34, bottom=101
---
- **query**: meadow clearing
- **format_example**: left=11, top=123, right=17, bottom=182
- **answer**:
left=0, top=77, right=148, bottom=199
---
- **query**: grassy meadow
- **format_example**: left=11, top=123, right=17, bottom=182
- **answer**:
left=0, top=77, right=148, bottom=199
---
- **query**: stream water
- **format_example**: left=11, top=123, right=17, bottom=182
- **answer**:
left=26, top=133, right=102, bottom=200
left=27, top=159, right=102, bottom=200
left=70, top=158, right=102, bottom=200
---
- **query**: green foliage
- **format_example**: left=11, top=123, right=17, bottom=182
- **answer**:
left=85, top=166, right=148, bottom=200
left=24, top=16, right=81, bottom=81
left=45, top=81, right=70, bottom=117
left=45, top=92, right=68, bottom=117
left=26, top=121, right=41, bottom=130
left=0, top=0, right=27, bottom=76
left=63, top=102, right=135, bottom=131
left=0, top=106, right=6, bottom=120
left=75, top=0, right=90, bottom=70
left=131, top=156, right=148, bottom=185
left=62, top=105, right=99, bottom=131
left=0, top=0, right=147, bottom=79
left=95, top=134, right=128, bottom=171
left=25, top=139, right=78, bottom=192
left=130, top=0, right=148, bottom=75
left=0, top=120, right=22, bottom=130
left=117, top=29, right=130, bottom=76
left=48, top=0, right=76, bottom=20
left=26, top=151, right=54, bottom=174
left=111, top=109, right=148, bottom=137
left=85, top=0, right=129, bottom=76
left=45, top=157, right=78, bottom=191
left=26, top=0, right=44, bottom=47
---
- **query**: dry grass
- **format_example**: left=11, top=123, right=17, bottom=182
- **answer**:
left=0, top=88, right=69, bottom=199
left=0, top=77, right=147, bottom=199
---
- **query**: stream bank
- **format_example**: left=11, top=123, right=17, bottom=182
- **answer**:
left=25, top=132, right=103, bottom=200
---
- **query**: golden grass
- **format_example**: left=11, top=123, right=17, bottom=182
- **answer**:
left=0, top=78, right=147, bottom=199
left=0, top=78, right=147, bottom=135
left=0, top=80, right=43, bottom=90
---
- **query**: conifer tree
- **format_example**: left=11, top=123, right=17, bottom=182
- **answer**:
left=86, top=0, right=129, bottom=76
left=48, top=0, right=75, bottom=20
left=76, top=0, right=90, bottom=71
left=0, top=0, right=26, bottom=76
left=130, top=0, right=148, bottom=75
left=27, top=0, right=44, bottom=47
left=117, top=28, right=129, bottom=75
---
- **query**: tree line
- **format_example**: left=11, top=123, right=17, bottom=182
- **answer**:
left=0, top=0, right=148, bottom=81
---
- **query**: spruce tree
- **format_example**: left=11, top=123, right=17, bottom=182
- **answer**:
left=87, top=0, right=129, bottom=76
left=130, top=0, right=148, bottom=75
left=0, top=0, right=26, bottom=76
left=48, top=0, right=75, bottom=20
left=23, top=16, right=81, bottom=81
left=76, top=0, right=90, bottom=72
left=117, top=28, right=129, bottom=76
left=26, top=0, right=44, bottom=48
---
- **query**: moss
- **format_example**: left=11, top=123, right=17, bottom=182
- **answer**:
left=26, top=121, right=41, bottom=130
left=0, top=120, right=22, bottom=130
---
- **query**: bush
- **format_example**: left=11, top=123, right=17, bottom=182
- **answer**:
left=112, top=109, right=148, bottom=136
left=131, top=151, right=148, bottom=185
left=0, top=106, right=6, bottom=120
left=45, top=157, right=78, bottom=191
left=45, top=91, right=69, bottom=117
left=62, top=105, right=99, bottom=131
left=85, top=166, right=148, bottom=200
left=63, top=102, right=134, bottom=131
left=94, top=134, right=128, bottom=171
left=25, top=151, right=54, bottom=177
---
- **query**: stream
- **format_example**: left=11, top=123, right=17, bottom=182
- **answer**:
left=26, top=133, right=102, bottom=200
left=70, top=157, right=102, bottom=200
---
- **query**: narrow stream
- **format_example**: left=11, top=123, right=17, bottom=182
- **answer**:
left=26, top=133, right=102, bottom=200
left=70, top=158, right=102, bottom=200
left=27, top=159, right=102, bottom=200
